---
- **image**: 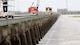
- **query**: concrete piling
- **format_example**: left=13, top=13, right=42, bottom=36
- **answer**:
left=0, top=15, right=59, bottom=45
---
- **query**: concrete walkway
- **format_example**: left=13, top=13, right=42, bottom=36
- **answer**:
left=37, top=14, right=80, bottom=45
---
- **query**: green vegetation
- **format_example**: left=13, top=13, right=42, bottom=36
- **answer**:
left=72, top=16, right=80, bottom=18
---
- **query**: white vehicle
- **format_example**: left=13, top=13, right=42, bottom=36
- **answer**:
left=0, top=11, right=14, bottom=19
left=0, top=0, right=14, bottom=19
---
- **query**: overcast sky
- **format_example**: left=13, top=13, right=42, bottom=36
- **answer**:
left=8, top=0, right=80, bottom=12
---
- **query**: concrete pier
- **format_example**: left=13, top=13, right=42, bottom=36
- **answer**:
left=37, top=14, right=80, bottom=45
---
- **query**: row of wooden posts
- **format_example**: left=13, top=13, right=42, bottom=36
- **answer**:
left=0, top=15, right=58, bottom=45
